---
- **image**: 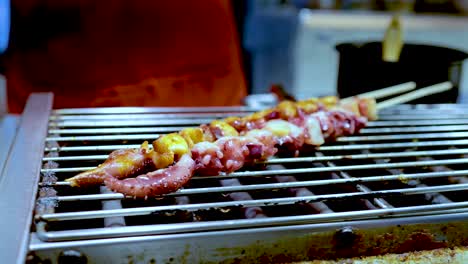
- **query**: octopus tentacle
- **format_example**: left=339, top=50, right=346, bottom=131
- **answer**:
left=65, top=143, right=155, bottom=187
left=104, top=154, right=195, bottom=199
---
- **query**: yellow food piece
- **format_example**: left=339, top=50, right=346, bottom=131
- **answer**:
left=318, top=96, right=339, bottom=108
left=152, top=133, right=189, bottom=168
left=140, top=141, right=150, bottom=152
left=246, top=109, right=273, bottom=121
left=179, top=127, right=204, bottom=148
left=363, top=97, right=378, bottom=121
left=210, top=120, right=239, bottom=137
left=202, top=127, right=215, bottom=142
left=335, top=100, right=360, bottom=116
left=153, top=133, right=189, bottom=156
left=152, top=152, right=175, bottom=169
left=296, top=98, right=319, bottom=113
left=223, top=116, right=242, bottom=124
left=277, top=100, right=297, bottom=119
left=264, top=120, right=293, bottom=137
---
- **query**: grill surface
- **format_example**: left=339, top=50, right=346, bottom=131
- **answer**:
left=0, top=94, right=463, bottom=263
left=29, top=102, right=468, bottom=247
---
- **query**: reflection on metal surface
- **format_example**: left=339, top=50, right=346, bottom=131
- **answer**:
left=0, top=93, right=53, bottom=264
left=29, top=218, right=468, bottom=263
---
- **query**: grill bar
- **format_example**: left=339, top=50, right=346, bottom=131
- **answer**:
left=190, top=158, right=468, bottom=179
left=48, top=127, right=189, bottom=134
left=38, top=170, right=468, bottom=201
left=35, top=210, right=468, bottom=242
left=219, top=179, right=268, bottom=219
left=53, top=113, right=468, bottom=121
left=49, top=119, right=468, bottom=129
left=49, top=120, right=468, bottom=129
left=46, top=134, right=163, bottom=142
left=43, top=139, right=468, bottom=153
left=360, top=125, right=468, bottom=134
left=267, top=148, right=468, bottom=164
left=42, top=148, right=468, bottom=163
left=376, top=114, right=468, bottom=120
left=43, top=155, right=109, bottom=162
left=337, top=131, right=468, bottom=142
left=45, top=131, right=468, bottom=142
left=318, top=139, right=468, bottom=151
left=317, top=152, right=393, bottom=209
left=46, top=124, right=468, bottom=135
left=39, top=157, right=468, bottom=174
left=366, top=119, right=468, bottom=127
left=52, top=106, right=259, bottom=115
left=273, top=175, right=335, bottom=213
left=49, top=119, right=214, bottom=127
left=417, top=155, right=468, bottom=185
left=49, top=113, right=246, bottom=121
left=371, top=153, right=454, bottom=205
left=33, top=210, right=468, bottom=243
left=45, top=144, right=141, bottom=152
left=40, top=158, right=468, bottom=179
left=268, top=164, right=334, bottom=214
left=37, top=183, right=468, bottom=222
left=47, top=103, right=468, bottom=115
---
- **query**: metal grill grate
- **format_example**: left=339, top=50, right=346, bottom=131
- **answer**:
left=32, top=104, right=468, bottom=243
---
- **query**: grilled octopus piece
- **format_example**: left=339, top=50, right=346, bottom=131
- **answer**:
left=65, top=142, right=156, bottom=188
left=312, top=110, right=367, bottom=140
left=192, top=135, right=277, bottom=176
left=105, top=154, right=195, bottom=199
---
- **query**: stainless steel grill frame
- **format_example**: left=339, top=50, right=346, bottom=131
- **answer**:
left=2, top=93, right=468, bottom=263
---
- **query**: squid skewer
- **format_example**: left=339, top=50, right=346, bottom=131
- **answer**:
left=66, top=99, right=372, bottom=198
left=67, top=97, right=369, bottom=175
left=65, top=82, right=452, bottom=199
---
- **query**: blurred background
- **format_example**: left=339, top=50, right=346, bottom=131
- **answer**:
left=2, top=0, right=468, bottom=113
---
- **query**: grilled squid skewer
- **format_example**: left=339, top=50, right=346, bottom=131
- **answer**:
left=101, top=109, right=366, bottom=198
left=65, top=96, right=376, bottom=197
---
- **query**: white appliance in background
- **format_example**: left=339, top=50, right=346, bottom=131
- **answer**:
left=293, top=10, right=468, bottom=102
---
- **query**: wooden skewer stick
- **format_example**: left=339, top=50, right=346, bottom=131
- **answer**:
left=343, top=81, right=416, bottom=102
left=377, top=81, right=453, bottom=110
left=276, top=81, right=415, bottom=103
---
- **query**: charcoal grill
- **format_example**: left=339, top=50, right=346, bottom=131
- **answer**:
left=1, top=92, right=468, bottom=264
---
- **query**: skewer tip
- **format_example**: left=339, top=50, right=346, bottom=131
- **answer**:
left=377, top=81, right=453, bottom=110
